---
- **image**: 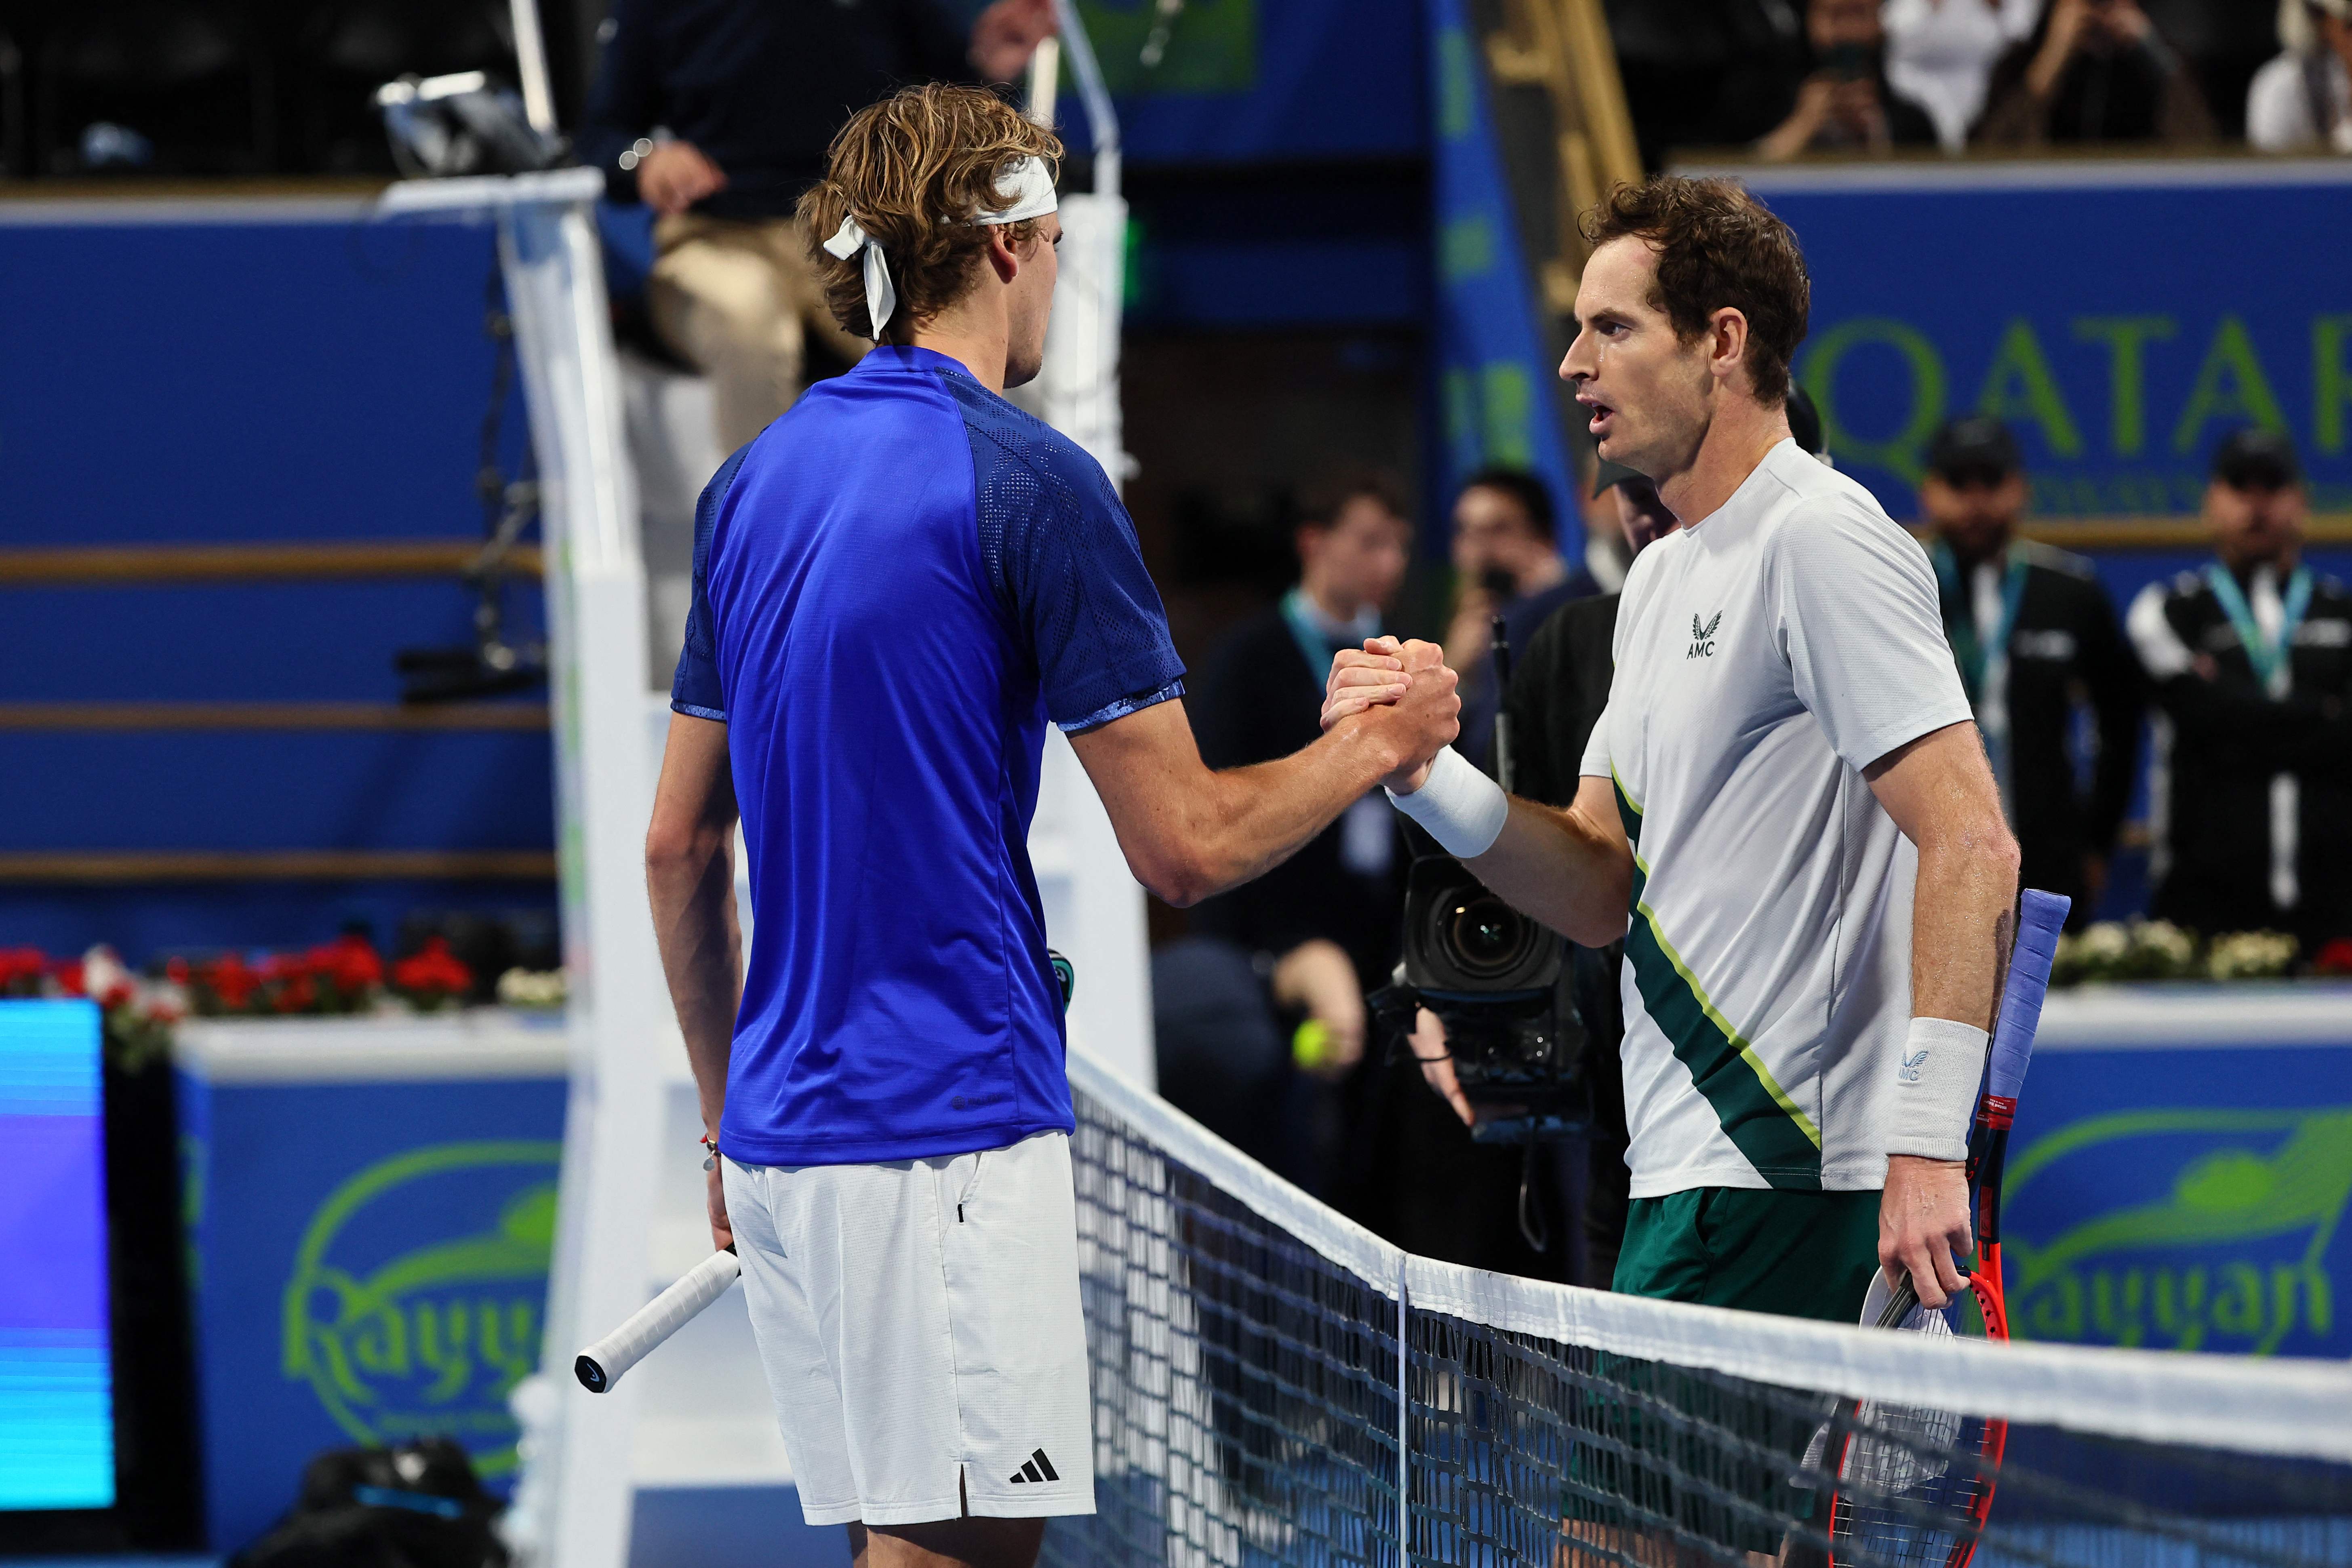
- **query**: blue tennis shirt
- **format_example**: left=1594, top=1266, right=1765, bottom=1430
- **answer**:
left=673, top=345, right=1185, bottom=1166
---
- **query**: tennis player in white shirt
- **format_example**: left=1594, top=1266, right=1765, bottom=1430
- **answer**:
left=1328, top=177, right=2020, bottom=1324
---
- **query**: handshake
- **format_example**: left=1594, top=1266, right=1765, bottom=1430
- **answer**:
left=1319, top=636, right=1465, bottom=794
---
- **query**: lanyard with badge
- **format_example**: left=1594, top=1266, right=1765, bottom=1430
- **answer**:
left=2203, top=562, right=2312, bottom=700
left=1932, top=541, right=2029, bottom=805
left=1280, top=589, right=1394, bottom=882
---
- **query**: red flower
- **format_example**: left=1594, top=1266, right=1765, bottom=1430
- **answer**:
left=393, top=937, right=473, bottom=1000
left=271, top=971, right=318, bottom=1013
left=165, top=957, right=192, bottom=985
left=0, top=948, right=46, bottom=992
left=322, top=934, right=384, bottom=995
left=204, top=954, right=258, bottom=1012
left=2314, top=938, right=2352, bottom=977
left=51, top=959, right=85, bottom=997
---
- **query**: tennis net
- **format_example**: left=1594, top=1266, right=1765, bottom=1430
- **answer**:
left=1043, top=1050, right=2352, bottom=1568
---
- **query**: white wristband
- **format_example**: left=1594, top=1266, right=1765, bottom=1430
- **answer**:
left=1884, top=1015, right=1990, bottom=1162
left=1384, top=746, right=1508, bottom=859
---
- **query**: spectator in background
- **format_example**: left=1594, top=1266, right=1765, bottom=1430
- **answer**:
left=1444, top=468, right=1597, bottom=769
left=2127, top=431, right=2352, bottom=950
left=1758, top=0, right=1943, bottom=159
left=1607, top=0, right=1812, bottom=170
left=1882, top=0, right=2043, bottom=149
left=1975, top=0, right=2215, bottom=145
left=577, top=0, right=1055, bottom=450
left=1183, top=478, right=1416, bottom=1188
left=2249, top=0, right=2352, bottom=153
left=1920, top=417, right=2143, bottom=930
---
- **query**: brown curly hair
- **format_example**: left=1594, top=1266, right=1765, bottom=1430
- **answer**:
left=1579, top=177, right=1810, bottom=405
left=797, top=84, right=1064, bottom=344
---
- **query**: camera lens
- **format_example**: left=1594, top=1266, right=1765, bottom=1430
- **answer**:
left=1445, top=894, right=1534, bottom=980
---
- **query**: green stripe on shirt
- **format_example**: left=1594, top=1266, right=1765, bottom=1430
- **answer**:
left=1621, top=831, right=1826, bottom=1189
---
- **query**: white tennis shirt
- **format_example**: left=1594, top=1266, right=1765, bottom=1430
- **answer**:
left=1580, top=439, right=1973, bottom=1198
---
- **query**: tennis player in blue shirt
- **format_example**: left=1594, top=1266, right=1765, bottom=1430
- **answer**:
left=644, top=85, right=1459, bottom=1566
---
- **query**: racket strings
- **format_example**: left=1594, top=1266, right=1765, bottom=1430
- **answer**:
left=1826, top=1402, right=2003, bottom=1568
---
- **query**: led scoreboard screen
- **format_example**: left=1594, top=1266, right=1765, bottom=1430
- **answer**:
left=0, top=999, right=115, bottom=1511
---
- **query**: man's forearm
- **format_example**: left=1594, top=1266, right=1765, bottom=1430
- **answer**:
left=1466, top=796, right=1633, bottom=949
left=1164, top=724, right=1401, bottom=905
left=1910, top=830, right=2019, bottom=1030
left=648, top=834, right=740, bottom=1134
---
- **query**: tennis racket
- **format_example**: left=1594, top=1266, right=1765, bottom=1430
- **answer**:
left=1824, top=888, right=2068, bottom=1568
left=574, top=1248, right=741, bottom=1393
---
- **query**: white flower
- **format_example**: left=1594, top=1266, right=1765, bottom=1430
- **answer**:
left=2206, top=930, right=2296, bottom=981
left=2133, top=921, right=2196, bottom=966
left=497, top=968, right=567, bottom=1008
left=2079, top=923, right=2132, bottom=962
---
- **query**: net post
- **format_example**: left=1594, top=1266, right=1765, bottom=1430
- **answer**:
left=1396, top=1256, right=1410, bottom=1568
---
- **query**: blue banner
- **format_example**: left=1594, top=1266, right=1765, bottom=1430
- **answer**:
left=2002, top=1025, right=2352, bottom=1357
left=1428, top=0, right=1579, bottom=528
left=1725, top=166, right=2352, bottom=521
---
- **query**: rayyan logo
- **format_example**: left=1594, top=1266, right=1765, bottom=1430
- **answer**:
left=2004, top=1109, right=2352, bottom=1356
left=1687, top=612, right=1721, bottom=660
left=282, top=1141, right=561, bottom=1473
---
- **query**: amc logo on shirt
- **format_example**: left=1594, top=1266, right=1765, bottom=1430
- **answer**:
left=1687, top=612, right=1722, bottom=660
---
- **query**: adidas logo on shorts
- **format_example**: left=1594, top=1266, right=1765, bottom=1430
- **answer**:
left=1008, top=1447, right=1061, bottom=1485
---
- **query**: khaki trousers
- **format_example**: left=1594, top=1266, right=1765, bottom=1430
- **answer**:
left=648, top=213, right=870, bottom=450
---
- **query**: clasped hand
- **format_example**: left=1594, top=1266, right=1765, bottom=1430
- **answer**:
left=1320, top=637, right=1460, bottom=793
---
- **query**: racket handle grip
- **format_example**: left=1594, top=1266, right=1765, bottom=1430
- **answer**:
left=575, top=1250, right=742, bottom=1393
left=1988, top=889, right=2069, bottom=1101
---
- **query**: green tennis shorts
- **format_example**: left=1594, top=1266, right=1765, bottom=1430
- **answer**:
left=1613, top=1185, right=1881, bottom=1322
left=1562, top=1189, right=1883, bottom=1555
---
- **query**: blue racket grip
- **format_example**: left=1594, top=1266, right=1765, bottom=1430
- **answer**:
left=1988, top=889, right=2069, bottom=1101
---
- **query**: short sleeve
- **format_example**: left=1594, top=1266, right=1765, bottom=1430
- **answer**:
left=977, top=427, right=1186, bottom=734
left=670, top=445, right=752, bottom=722
left=1768, top=498, right=1974, bottom=772
left=1579, top=701, right=1614, bottom=781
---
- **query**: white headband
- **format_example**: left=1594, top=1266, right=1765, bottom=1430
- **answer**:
left=821, top=156, right=1059, bottom=339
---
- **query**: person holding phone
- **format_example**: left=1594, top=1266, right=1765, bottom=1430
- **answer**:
left=1758, top=0, right=1941, bottom=160
left=1973, top=0, right=2215, bottom=144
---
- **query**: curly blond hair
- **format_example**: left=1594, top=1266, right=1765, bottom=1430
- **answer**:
left=797, top=84, right=1064, bottom=344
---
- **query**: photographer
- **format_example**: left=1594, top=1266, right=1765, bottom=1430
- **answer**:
left=1444, top=468, right=1598, bottom=773
left=1408, top=461, right=1676, bottom=1288
left=1757, top=0, right=1941, bottom=160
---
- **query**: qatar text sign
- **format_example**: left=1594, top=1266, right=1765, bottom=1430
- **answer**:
left=1721, top=164, right=2352, bottom=522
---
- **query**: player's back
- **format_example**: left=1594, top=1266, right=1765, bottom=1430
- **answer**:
left=677, top=345, right=1074, bottom=1168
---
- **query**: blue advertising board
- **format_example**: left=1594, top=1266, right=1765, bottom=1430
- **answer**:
left=176, top=1019, right=567, bottom=1551
left=0, top=999, right=114, bottom=1511
left=2001, top=990, right=2352, bottom=1358
left=1704, top=163, right=2352, bottom=522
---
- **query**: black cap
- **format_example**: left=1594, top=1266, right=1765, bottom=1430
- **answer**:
left=1925, top=415, right=2022, bottom=483
left=1592, top=457, right=1646, bottom=497
left=2211, top=427, right=2301, bottom=491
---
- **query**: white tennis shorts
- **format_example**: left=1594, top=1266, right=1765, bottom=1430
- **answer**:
left=722, top=1130, right=1095, bottom=1526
